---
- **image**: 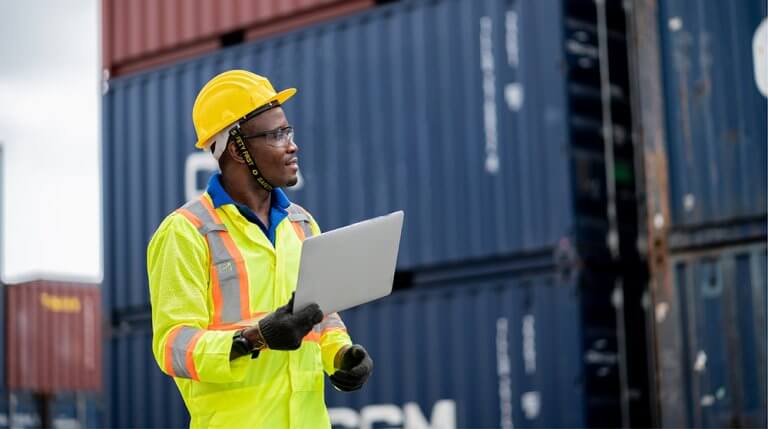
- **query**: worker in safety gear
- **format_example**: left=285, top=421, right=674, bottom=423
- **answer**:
left=147, top=70, right=373, bottom=428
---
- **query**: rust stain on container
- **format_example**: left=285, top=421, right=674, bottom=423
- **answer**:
left=103, top=0, right=374, bottom=77
left=6, top=281, right=101, bottom=392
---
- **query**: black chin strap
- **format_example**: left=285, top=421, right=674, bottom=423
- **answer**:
left=229, top=127, right=275, bottom=192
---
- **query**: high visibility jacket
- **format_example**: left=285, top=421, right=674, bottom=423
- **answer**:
left=147, top=192, right=351, bottom=428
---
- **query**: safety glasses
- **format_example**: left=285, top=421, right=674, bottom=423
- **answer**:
left=240, top=126, right=295, bottom=148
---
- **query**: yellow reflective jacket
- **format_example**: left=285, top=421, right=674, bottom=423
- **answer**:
left=147, top=191, right=351, bottom=428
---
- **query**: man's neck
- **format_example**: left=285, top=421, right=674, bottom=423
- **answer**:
left=221, top=174, right=272, bottom=222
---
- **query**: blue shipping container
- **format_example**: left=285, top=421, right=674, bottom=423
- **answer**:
left=102, top=0, right=642, bottom=313
left=105, top=266, right=643, bottom=429
left=105, top=317, right=189, bottom=429
left=658, top=0, right=767, bottom=232
left=656, top=243, right=767, bottom=428
left=0, top=391, right=101, bottom=429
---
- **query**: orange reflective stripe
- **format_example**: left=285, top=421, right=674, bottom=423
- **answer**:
left=209, top=258, right=225, bottom=326
left=199, top=197, right=250, bottom=321
left=176, top=208, right=203, bottom=228
left=178, top=201, right=228, bottom=325
left=320, top=326, right=348, bottom=336
left=164, top=327, right=183, bottom=377
left=185, top=330, right=205, bottom=381
left=313, top=312, right=347, bottom=336
left=207, top=312, right=268, bottom=331
left=291, top=222, right=306, bottom=241
left=165, top=326, right=205, bottom=380
left=303, top=331, right=321, bottom=343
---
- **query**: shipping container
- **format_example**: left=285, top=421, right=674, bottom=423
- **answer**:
left=102, top=0, right=375, bottom=77
left=0, top=286, right=4, bottom=390
left=5, top=281, right=102, bottom=392
left=0, top=390, right=101, bottom=429
left=626, top=2, right=767, bottom=426
left=657, top=0, right=767, bottom=246
left=104, top=315, right=189, bottom=429
left=102, top=0, right=645, bottom=314
left=653, top=243, right=767, bottom=428
left=105, top=262, right=651, bottom=429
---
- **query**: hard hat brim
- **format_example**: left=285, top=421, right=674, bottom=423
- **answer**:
left=271, top=87, right=297, bottom=107
left=195, top=87, right=297, bottom=149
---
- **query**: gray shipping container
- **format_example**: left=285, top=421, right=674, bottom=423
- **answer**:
left=102, top=0, right=643, bottom=313
left=656, top=243, right=767, bottom=428
left=658, top=0, right=767, bottom=246
left=106, top=263, right=646, bottom=429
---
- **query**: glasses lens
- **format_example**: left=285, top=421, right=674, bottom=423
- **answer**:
left=271, top=127, right=293, bottom=147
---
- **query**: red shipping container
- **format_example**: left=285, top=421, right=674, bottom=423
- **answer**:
left=102, top=0, right=374, bottom=77
left=6, top=281, right=101, bottom=392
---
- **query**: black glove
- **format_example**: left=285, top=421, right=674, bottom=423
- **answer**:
left=330, top=345, right=373, bottom=392
left=258, top=294, right=323, bottom=350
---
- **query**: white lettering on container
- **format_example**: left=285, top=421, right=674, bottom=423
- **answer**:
left=480, top=16, right=500, bottom=175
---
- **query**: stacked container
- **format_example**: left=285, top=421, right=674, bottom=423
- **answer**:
left=101, top=0, right=766, bottom=427
left=103, top=0, right=655, bottom=427
left=102, top=0, right=375, bottom=77
left=1, top=281, right=102, bottom=428
left=652, top=0, right=767, bottom=427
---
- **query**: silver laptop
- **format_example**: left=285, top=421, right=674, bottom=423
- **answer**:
left=293, top=211, right=404, bottom=315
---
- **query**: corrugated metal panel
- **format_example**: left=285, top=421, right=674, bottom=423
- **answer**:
left=104, top=318, right=188, bottom=429
left=658, top=0, right=767, bottom=230
left=105, top=266, right=643, bottom=428
left=0, top=391, right=101, bottom=428
left=102, top=0, right=375, bottom=77
left=5, top=281, right=102, bottom=392
left=656, top=243, right=767, bottom=428
left=103, top=0, right=584, bottom=312
left=323, top=271, right=621, bottom=428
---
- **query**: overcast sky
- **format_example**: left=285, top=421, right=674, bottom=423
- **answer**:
left=0, top=1, right=101, bottom=283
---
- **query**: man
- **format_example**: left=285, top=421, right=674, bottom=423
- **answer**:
left=147, top=70, right=373, bottom=428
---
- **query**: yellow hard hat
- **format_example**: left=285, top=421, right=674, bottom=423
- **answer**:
left=192, top=70, right=296, bottom=149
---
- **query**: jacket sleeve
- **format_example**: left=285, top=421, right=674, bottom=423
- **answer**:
left=147, top=213, right=249, bottom=384
left=305, top=213, right=353, bottom=374
left=317, top=313, right=353, bottom=375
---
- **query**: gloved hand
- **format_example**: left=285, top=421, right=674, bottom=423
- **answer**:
left=258, top=294, right=323, bottom=350
left=330, top=345, right=373, bottom=391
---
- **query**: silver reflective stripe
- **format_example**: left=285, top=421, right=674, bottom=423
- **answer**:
left=182, top=199, right=217, bottom=225
left=207, top=233, right=243, bottom=323
left=287, top=204, right=315, bottom=238
left=184, top=199, right=243, bottom=323
left=171, top=326, right=201, bottom=379
left=286, top=209, right=309, bottom=222
left=198, top=223, right=227, bottom=235
left=313, top=312, right=347, bottom=334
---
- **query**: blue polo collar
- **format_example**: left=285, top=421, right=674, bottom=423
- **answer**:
left=206, top=173, right=290, bottom=245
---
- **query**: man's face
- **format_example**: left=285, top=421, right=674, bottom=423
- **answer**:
left=239, top=107, right=299, bottom=187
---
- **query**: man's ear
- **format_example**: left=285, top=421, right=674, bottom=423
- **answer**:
left=226, top=140, right=245, bottom=164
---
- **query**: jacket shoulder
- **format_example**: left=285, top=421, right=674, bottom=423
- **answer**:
left=287, top=202, right=321, bottom=234
left=148, top=209, right=206, bottom=251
